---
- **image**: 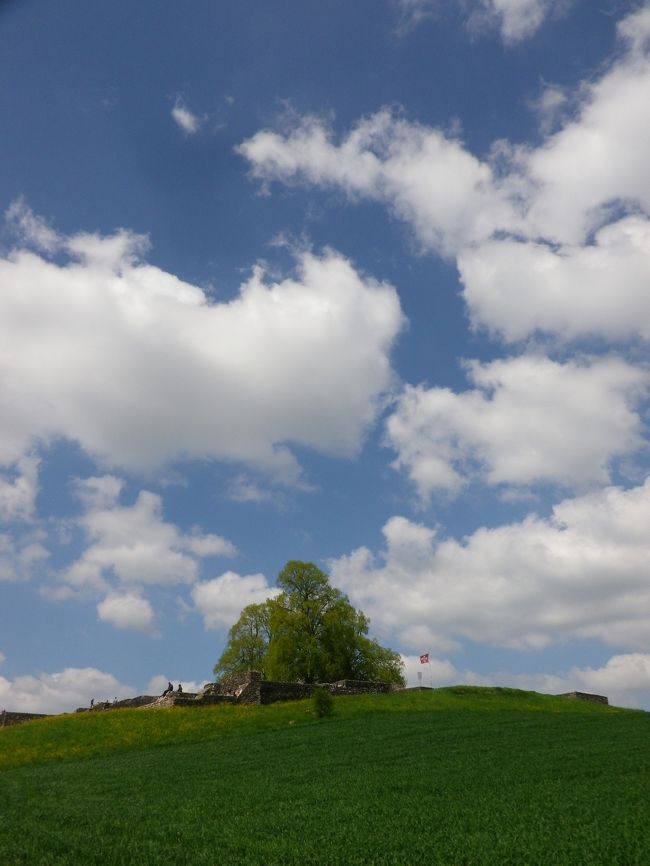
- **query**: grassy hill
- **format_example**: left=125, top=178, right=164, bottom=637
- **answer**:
left=1, top=687, right=648, bottom=865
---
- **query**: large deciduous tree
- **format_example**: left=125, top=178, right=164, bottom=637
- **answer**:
left=213, top=560, right=405, bottom=685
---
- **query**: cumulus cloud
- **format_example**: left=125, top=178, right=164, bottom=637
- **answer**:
left=459, top=216, right=650, bottom=341
left=192, top=570, right=280, bottom=630
left=401, top=652, right=650, bottom=710
left=184, top=533, right=237, bottom=557
left=552, top=653, right=650, bottom=709
left=386, top=355, right=648, bottom=498
left=97, top=592, right=156, bottom=633
left=239, top=109, right=517, bottom=258
left=0, top=210, right=403, bottom=479
left=60, top=478, right=235, bottom=595
left=0, top=456, right=40, bottom=521
left=329, top=479, right=650, bottom=653
left=525, top=653, right=650, bottom=710
left=171, top=98, right=204, bottom=134
left=0, top=667, right=136, bottom=714
left=240, top=7, right=650, bottom=342
left=521, top=33, right=650, bottom=246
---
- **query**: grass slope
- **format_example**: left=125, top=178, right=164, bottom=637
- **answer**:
left=1, top=688, right=648, bottom=865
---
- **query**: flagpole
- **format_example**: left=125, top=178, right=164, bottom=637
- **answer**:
left=419, top=651, right=433, bottom=690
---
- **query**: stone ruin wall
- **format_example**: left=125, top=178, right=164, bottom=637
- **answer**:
left=186, top=670, right=396, bottom=707
left=77, top=680, right=608, bottom=711
left=152, top=671, right=397, bottom=709
left=75, top=695, right=159, bottom=713
left=557, top=691, right=609, bottom=705
left=1, top=710, right=49, bottom=728
left=1, top=675, right=613, bottom=727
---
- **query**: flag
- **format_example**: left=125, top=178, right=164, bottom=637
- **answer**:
left=419, top=653, right=429, bottom=664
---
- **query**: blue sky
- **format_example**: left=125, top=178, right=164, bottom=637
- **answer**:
left=2, top=0, right=650, bottom=713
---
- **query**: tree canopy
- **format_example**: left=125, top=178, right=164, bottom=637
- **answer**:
left=214, top=560, right=405, bottom=686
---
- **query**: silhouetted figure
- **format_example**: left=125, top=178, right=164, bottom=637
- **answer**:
left=162, top=681, right=173, bottom=697
left=176, top=683, right=183, bottom=694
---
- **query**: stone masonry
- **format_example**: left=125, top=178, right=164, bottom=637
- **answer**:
left=1, top=675, right=612, bottom=727
left=557, top=691, right=609, bottom=705
left=174, top=671, right=397, bottom=708
left=1, top=710, right=50, bottom=727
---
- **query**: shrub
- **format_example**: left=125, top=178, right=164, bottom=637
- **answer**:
left=312, top=687, right=335, bottom=718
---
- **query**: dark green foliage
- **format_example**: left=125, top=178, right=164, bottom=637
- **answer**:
left=214, top=560, right=405, bottom=685
left=312, top=686, right=335, bottom=718
left=0, top=690, right=648, bottom=865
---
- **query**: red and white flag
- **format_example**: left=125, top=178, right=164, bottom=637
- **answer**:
left=419, top=653, right=429, bottom=664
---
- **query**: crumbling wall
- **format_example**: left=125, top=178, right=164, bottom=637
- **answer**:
left=1, top=710, right=49, bottom=727
left=257, top=678, right=396, bottom=704
left=173, top=691, right=234, bottom=707
left=326, top=679, right=394, bottom=695
left=67, top=672, right=401, bottom=716
left=208, top=671, right=262, bottom=703
left=557, top=691, right=609, bottom=705
left=200, top=672, right=397, bottom=706
left=259, top=680, right=314, bottom=704
left=75, top=696, right=160, bottom=712
left=113, top=695, right=159, bottom=709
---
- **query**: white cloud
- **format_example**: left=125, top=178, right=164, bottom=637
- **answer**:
left=227, top=475, right=276, bottom=504
left=0, top=456, right=40, bottom=521
left=171, top=98, right=203, bottom=135
left=61, top=480, right=235, bottom=594
left=0, top=529, right=49, bottom=582
left=551, top=653, right=650, bottom=709
left=522, top=46, right=650, bottom=246
left=239, top=109, right=517, bottom=258
left=73, top=475, right=125, bottom=510
left=5, top=197, right=60, bottom=253
left=147, top=674, right=207, bottom=695
left=467, top=0, right=569, bottom=44
left=192, top=570, right=280, bottom=630
left=459, top=216, right=650, bottom=341
left=0, top=667, right=136, bottom=714
left=395, top=0, right=443, bottom=34
left=329, top=479, right=650, bottom=653
left=386, top=355, right=648, bottom=498
left=397, top=0, right=568, bottom=43
left=617, top=3, right=650, bottom=56
left=240, top=8, right=650, bottom=342
left=530, top=82, right=569, bottom=135
left=0, top=211, right=403, bottom=480
left=402, top=653, right=461, bottom=686
left=184, top=533, right=237, bottom=557
left=400, top=652, right=650, bottom=710
left=463, top=16, right=650, bottom=337
left=97, top=592, right=156, bottom=633
left=511, top=655, right=650, bottom=710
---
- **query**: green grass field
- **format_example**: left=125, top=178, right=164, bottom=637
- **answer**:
left=1, top=688, right=648, bottom=865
